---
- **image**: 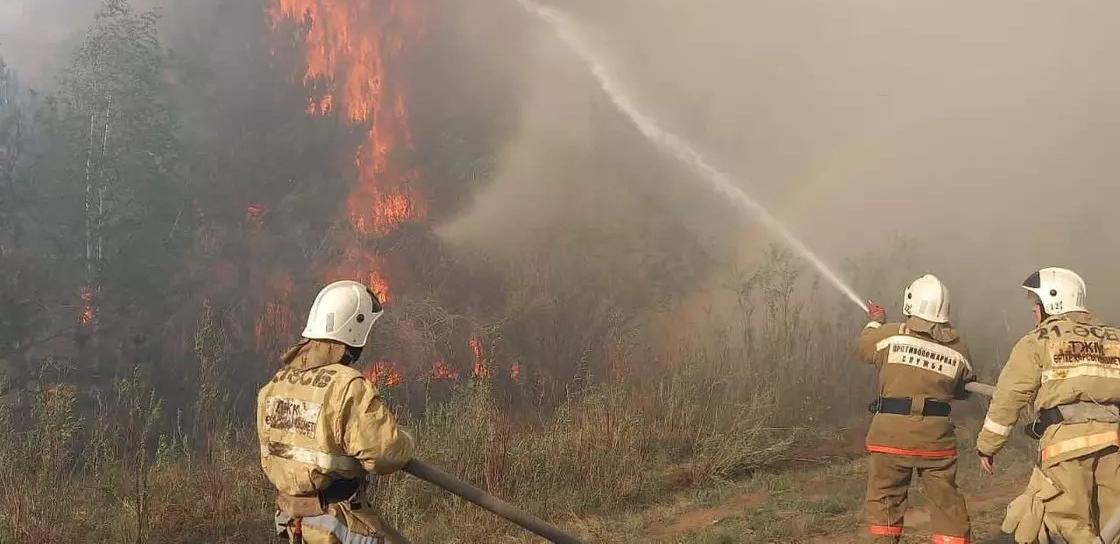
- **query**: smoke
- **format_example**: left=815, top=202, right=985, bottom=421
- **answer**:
left=440, top=0, right=1120, bottom=343
left=6, top=0, right=1120, bottom=364
left=0, top=0, right=166, bottom=85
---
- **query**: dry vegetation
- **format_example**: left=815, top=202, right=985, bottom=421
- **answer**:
left=0, top=247, right=1041, bottom=544
left=0, top=251, right=884, bottom=543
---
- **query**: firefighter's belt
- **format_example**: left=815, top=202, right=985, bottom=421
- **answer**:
left=276, top=478, right=362, bottom=518
left=869, top=397, right=951, bottom=417
left=1031, top=402, right=1120, bottom=438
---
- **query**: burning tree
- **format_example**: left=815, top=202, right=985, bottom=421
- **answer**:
left=266, top=0, right=445, bottom=387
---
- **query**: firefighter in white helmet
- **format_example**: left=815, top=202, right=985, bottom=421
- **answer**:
left=258, top=280, right=415, bottom=544
left=857, top=274, right=976, bottom=543
left=979, top=268, right=1120, bottom=542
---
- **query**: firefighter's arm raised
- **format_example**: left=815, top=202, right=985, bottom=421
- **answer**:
left=856, top=322, right=898, bottom=365
left=338, top=377, right=416, bottom=475
left=976, top=335, right=1042, bottom=458
left=855, top=300, right=894, bottom=364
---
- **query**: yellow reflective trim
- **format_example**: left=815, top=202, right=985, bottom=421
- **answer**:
left=1041, top=431, right=1120, bottom=461
left=263, top=442, right=361, bottom=472
left=983, top=417, right=1013, bottom=437
left=1041, top=364, right=1120, bottom=383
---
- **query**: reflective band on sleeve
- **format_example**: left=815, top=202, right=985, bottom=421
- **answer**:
left=1041, top=431, right=1120, bottom=461
left=983, top=417, right=1013, bottom=437
left=1042, top=365, right=1120, bottom=383
left=865, top=321, right=882, bottom=329
left=302, top=514, right=382, bottom=544
left=866, top=444, right=957, bottom=459
left=263, top=442, right=361, bottom=472
left=869, top=524, right=903, bottom=536
left=932, top=535, right=970, bottom=544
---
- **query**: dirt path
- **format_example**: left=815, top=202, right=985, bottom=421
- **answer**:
left=646, top=492, right=769, bottom=538
left=638, top=456, right=1028, bottom=543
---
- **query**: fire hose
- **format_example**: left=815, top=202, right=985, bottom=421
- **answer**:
left=964, top=381, right=1120, bottom=544
left=403, top=459, right=583, bottom=544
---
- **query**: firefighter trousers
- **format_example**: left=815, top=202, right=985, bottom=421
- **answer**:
left=865, top=452, right=970, bottom=543
left=1041, top=446, right=1120, bottom=543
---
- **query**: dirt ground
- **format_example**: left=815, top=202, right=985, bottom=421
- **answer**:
left=571, top=424, right=1037, bottom=543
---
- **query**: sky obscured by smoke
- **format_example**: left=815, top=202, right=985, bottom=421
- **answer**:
left=0, top=0, right=97, bottom=83
left=0, top=0, right=167, bottom=84
left=444, top=0, right=1120, bottom=340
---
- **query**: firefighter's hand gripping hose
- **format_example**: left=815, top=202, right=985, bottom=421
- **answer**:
left=403, top=459, right=584, bottom=544
left=866, top=300, right=887, bottom=324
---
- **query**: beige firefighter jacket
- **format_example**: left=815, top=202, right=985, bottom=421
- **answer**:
left=857, top=317, right=975, bottom=455
left=977, top=312, right=1120, bottom=466
left=257, top=339, right=415, bottom=501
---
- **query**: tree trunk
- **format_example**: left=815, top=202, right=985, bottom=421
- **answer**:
left=79, top=93, right=112, bottom=375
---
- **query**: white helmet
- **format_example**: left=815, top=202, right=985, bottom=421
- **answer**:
left=902, top=274, right=951, bottom=324
left=301, top=280, right=384, bottom=347
left=1022, top=267, right=1087, bottom=315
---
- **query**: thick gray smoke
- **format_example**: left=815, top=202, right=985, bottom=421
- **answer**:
left=0, top=0, right=97, bottom=84
left=442, top=0, right=1120, bottom=344
left=0, top=0, right=165, bottom=84
left=6, top=0, right=1119, bottom=362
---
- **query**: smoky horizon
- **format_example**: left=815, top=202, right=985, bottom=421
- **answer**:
left=1, top=0, right=1117, bottom=381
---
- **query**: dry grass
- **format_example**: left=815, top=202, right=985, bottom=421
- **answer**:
left=0, top=343, right=801, bottom=543
left=0, top=249, right=1021, bottom=543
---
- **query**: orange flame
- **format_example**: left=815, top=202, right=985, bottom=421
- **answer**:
left=369, top=269, right=390, bottom=305
left=78, top=286, right=95, bottom=326
left=272, top=0, right=427, bottom=240
left=510, top=362, right=522, bottom=383
left=322, top=249, right=392, bottom=304
left=273, top=0, right=428, bottom=313
left=365, top=361, right=402, bottom=388
left=429, top=360, right=459, bottom=381
left=469, top=338, right=490, bottom=380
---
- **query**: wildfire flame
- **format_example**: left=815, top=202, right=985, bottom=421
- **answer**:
left=322, top=248, right=393, bottom=304
left=510, top=362, right=522, bottom=383
left=429, top=360, right=459, bottom=381
left=469, top=337, right=490, bottom=380
left=364, top=361, right=402, bottom=388
left=271, top=0, right=428, bottom=281
left=78, top=286, right=95, bottom=326
left=270, top=0, right=430, bottom=363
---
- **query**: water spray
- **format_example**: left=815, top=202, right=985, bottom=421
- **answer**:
left=516, top=0, right=868, bottom=312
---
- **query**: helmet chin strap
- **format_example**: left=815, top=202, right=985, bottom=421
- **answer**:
left=342, top=344, right=364, bottom=366
left=1028, top=293, right=1050, bottom=325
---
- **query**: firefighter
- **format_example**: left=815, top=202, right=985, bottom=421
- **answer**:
left=857, top=274, right=976, bottom=543
left=978, top=268, right=1120, bottom=542
left=258, top=280, right=415, bottom=544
